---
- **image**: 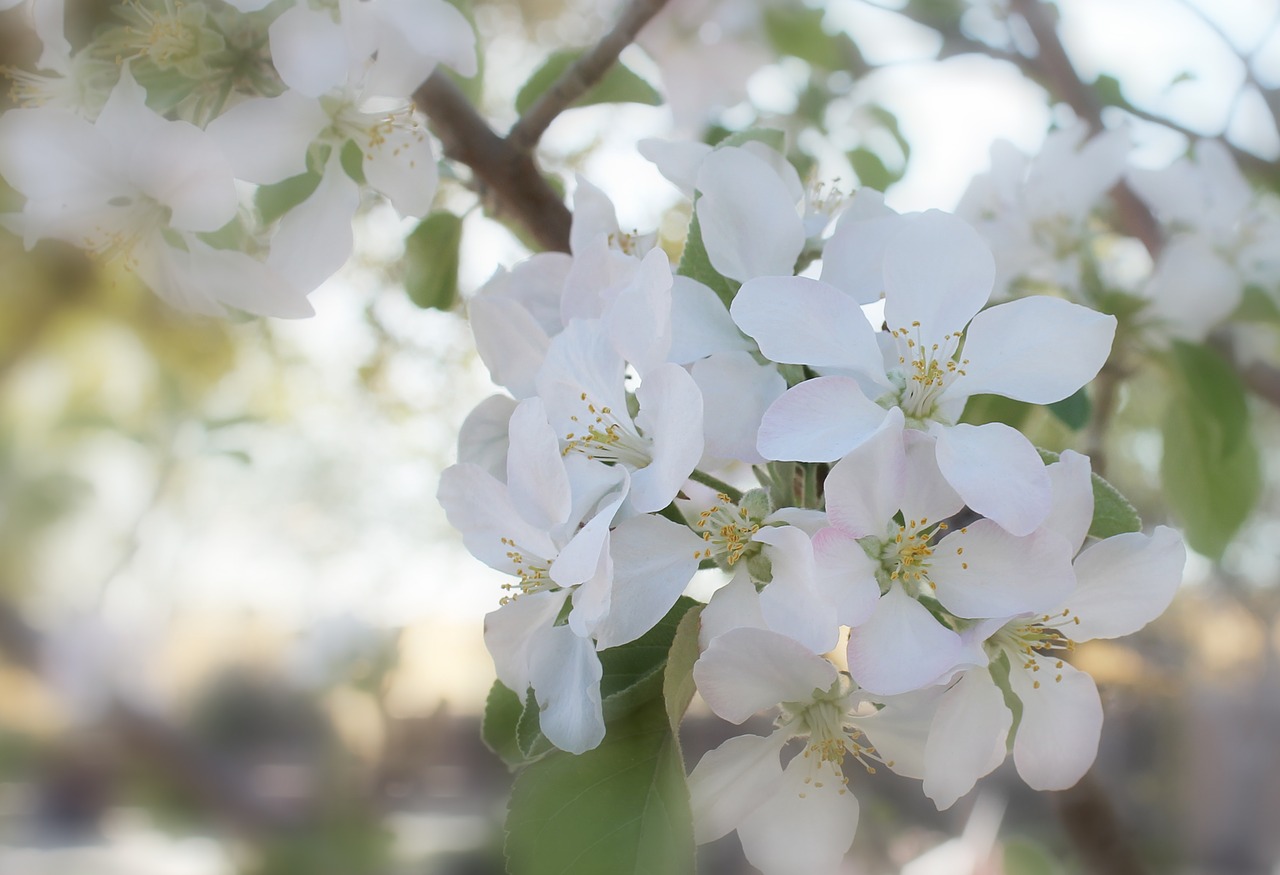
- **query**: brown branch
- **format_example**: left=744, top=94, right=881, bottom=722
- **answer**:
left=414, top=72, right=572, bottom=253
left=507, top=0, right=672, bottom=153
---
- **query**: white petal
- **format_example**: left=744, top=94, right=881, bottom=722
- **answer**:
left=754, top=526, right=838, bottom=654
left=505, top=397, right=572, bottom=532
left=631, top=363, right=703, bottom=512
left=758, top=377, right=888, bottom=462
left=469, top=295, right=550, bottom=399
left=483, top=590, right=566, bottom=693
left=1063, top=526, right=1185, bottom=641
left=569, top=175, right=621, bottom=254
left=824, top=407, right=907, bottom=537
left=205, top=92, right=329, bottom=185
left=369, top=0, right=477, bottom=80
left=182, top=239, right=314, bottom=318
left=695, top=146, right=805, bottom=282
left=1043, top=450, right=1094, bottom=556
left=699, top=565, right=768, bottom=649
left=604, top=247, right=672, bottom=375
left=955, top=297, right=1116, bottom=404
left=592, top=515, right=702, bottom=648
left=820, top=207, right=909, bottom=305
left=1009, top=660, right=1102, bottom=791
left=688, top=731, right=788, bottom=843
left=267, top=164, right=360, bottom=293
left=668, top=276, right=752, bottom=363
left=639, top=137, right=713, bottom=198
left=899, top=429, right=965, bottom=527
left=691, top=352, right=786, bottom=465
left=362, top=120, right=438, bottom=218
left=268, top=4, right=349, bottom=97
left=810, top=527, right=880, bottom=628
left=437, top=463, right=557, bottom=572
left=846, top=585, right=963, bottom=696
left=922, top=670, right=1011, bottom=810
left=934, top=422, right=1051, bottom=536
left=882, top=211, right=994, bottom=348
left=456, top=394, right=516, bottom=479
left=528, top=623, right=605, bottom=754
left=133, top=121, right=239, bottom=232
left=1143, top=236, right=1241, bottom=341
left=855, top=687, right=943, bottom=779
left=929, top=521, right=1075, bottom=619
left=737, top=754, right=859, bottom=875
left=693, top=627, right=837, bottom=724
left=731, top=275, right=888, bottom=380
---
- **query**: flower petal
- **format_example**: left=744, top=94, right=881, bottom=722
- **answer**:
left=695, top=146, right=805, bottom=282
left=668, top=276, right=752, bottom=363
left=592, top=514, right=703, bottom=649
left=824, top=407, right=907, bottom=537
left=737, top=753, right=859, bottom=875
left=505, top=397, right=572, bottom=532
left=631, top=363, right=704, bottom=512
left=1062, top=526, right=1185, bottom=641
left=922, top=669, right=1011, bottom=810
left=754, top=526, right=838, bottom=654
left=528, top=623, right=605, bottom=754
left=934, top=422, right=1051, bottom=537
left=929, top=521, right=1075, bottom=619
left=1043, top=449, right=1094, bottom=556
left=205, top=92, right=329, bottom=185
left=757, top=376, right=888, bottom=462
left=267, top=162, right=360, bottom=293
left=846, top=584, right=963, bottom=696
left=691, top=352, right=786, bottom=465
left=268, top=4, right=349, bottom=97
left=810, top=527, right=880, bottom=628
left=699, top=565, right=768, bottom=648
left=483, top=590, right=567, bottom=693
left=693, top=627, right=837, bottom=724
left=1008, top=660, right=1102, bottom=791
left=688, top=730, right=788, bottom=843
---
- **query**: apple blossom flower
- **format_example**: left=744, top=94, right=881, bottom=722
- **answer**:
left=732, top=210, right=1117, bottom=534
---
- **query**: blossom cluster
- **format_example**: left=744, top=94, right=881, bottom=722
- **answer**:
left=0, top=0, right=474, bottom=317
left=441, top=138, right=1186, bottom=873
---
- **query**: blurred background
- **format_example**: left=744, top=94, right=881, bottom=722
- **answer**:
left=3, top=0, right=1280, bottom=872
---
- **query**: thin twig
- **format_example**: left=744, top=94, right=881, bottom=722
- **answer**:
left=414, top=72, right=572, bottom=253
left=507, top=0, right=672, bottom=152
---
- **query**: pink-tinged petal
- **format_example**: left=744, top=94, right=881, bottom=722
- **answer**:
left=695, top=146, right=805, bottom=282
left=1008, top=660, right=1102, bottom=791
left=437, top=463, right=557, bottom=572
left=731, top=276, right=889, bottom=381
left=737, top=753, right=859, bottom=875
left=528, top=623, right=605, bottom=754
left=694, top=627, right=837, bottom=724
left=604, top=247, right=672, bottom=375
left=483, top=590, right=567, bottom=693
left=820, top=206, right=910, bottom=305
left=811, top=527, right=880, bottom=627
left=882, top=211, right=994, bottom=348
left=824, top=407, right=907, bottom=537
left=363, top=121, right=438, bottom=218
left=900, top=429, right=965, bottom=526
left=955, top=297, right=1116, bottom=404
left=267, top=164, right=359, bottom=293
left=668, top=276, right=752, bottom=363
left=469, top=296, right=549, bottom=399
left=505, top=397, right=572, bottom=532
left=754, top=526, right=838, bottom=654
left=691, top=352, right=786, bottom=465
left=699, top=566, right=767, bottom=649
left=631, top=363, right=703, bottom=512
left=922, top=669, right=1011, bottom=810
left=758, top=377, right=888, bottom=462
left=181, top=240, right=315, bottom=318
left=268, top=4, right=349, bottom=97
left=934, top=422, right=1051, bottom=536
left=456, top=394, right=516, bottom=479
left=638, top=137, right=712, bottom=198
left=688, top=731, right=788, bottom=843
left=1043, top=450, right=1094, bottom=556
left=205, top=92, right=329, bottom=185
left=1062, top=526, right=1185, bottom=641
left=930, top=521, right=1075, bottom=619
left=593, top=515, right=702, bottom=648
left=846, top=585, right=963, bottom=696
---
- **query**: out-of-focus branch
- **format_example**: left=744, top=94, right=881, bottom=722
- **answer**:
left=507, top=0, right=672, bottom=152
left=1051, top=772, right=1152, bottom=875
left=414, top=73, right=572, bottom=253
left=1009, top=0, right=1163, bottom=258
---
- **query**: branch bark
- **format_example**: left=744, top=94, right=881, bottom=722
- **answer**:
left=507, top=0, right=672, bottom=152
left=414, top=72, right=572, bottom=253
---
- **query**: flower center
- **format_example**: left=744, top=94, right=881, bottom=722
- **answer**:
left=779, top=683, right=891, bottom=798
left=987, top=608, right=1082, bottom=688
left=886, top=322, right=968, bottom=423
left=497, top=536, right=555, bottom=604
left=694, top=494, right=762, bottom=566
left=561, top=392, right=652, bottom=469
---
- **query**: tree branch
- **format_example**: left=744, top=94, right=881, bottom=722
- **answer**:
left=507, top=0, right=672, bottom=153
left=414, top=72, right=572, bottom=253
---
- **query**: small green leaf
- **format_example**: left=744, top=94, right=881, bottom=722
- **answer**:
left=764, top=7, right=843, bottom=70
left=482, top=681, right=526, bottom=768
left=600, top=597, right=698, bottom=721
left=1234, top=285, right=1280, bottom=323
left=505, top=698, right=694, bottom=875
left=1037, top=448, right=1142, bottom=539
left=403, top=212, right=464, bottom=310
left=676, top=208, right=739, bottom=307
left=1047, top=386, right=1092, bottom=430
left=516, top=687, right=555, bottom=761
left=340, top=139, right=367, bottom=185
left=1093, top=73, right=1132, bottom=110
left=961, top=394, right=1033, bottom=429
left=256, top=171, right=321, bottom=225
left=1161, top=342, right=1259, bottom=558
left=515, top=50, right=661, bottom=116
left=663, top=605, right=703, bottom=728
left=848, top=147, right=902, bottom=191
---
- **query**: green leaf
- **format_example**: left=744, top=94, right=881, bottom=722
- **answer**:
left=961, top=394, right=1033, bottom=429
left=1037, top=449, right=1142, bottom=539
left=600, top=597, right=699, bottom=721
left=1093, top=73, right=1132, bottom=110
left=482, top=681, right=526, bottom=768
left=764, top=7, right=843, bottom=70
left=516, top=687, right=555, bottom=761
left=1047, top=386, right=1091, bottom=430
left=340, top=139, right=367, bottom=185
left=848, top=147, right=902, bottom=191
left=505, top=697, right=694, bottom=875
left=515, top=50, right=661, bottom=116
left=256, top=171, right=321, bottom=225
left=711, top=127, right=786, bottom=152
left=1160, top=342, right=1260, bottom=558
left=1233, top=285, right=1280, bottom=323
left=676, top=208, right=739, bottom=308
left=1003, top=837, right=1064, bottom=875
left=663, top=605, right=703, bottom=727
left=866, top=104, right=911, bottom=161
left=403, top=212, right=464, bottom=310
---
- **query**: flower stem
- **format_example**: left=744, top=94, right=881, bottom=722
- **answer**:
left=688, top=469, right=743, bottom=503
